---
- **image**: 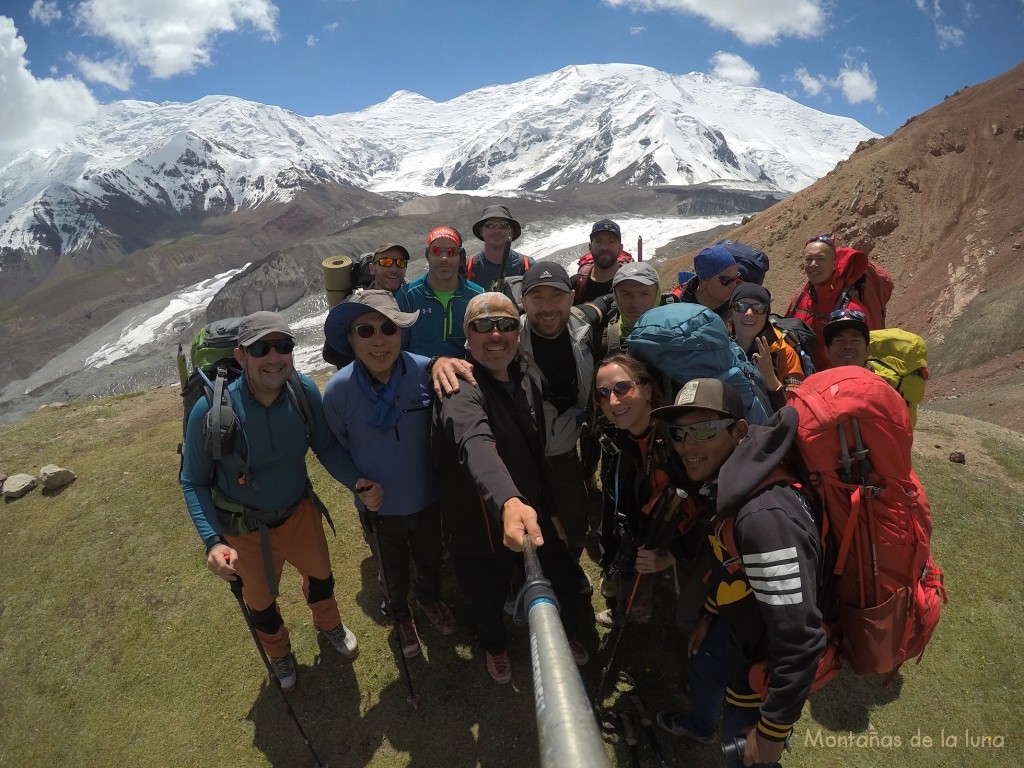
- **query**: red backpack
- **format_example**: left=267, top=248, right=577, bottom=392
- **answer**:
left=575, top=250, right=634, bottom=300
left=789, top=366, right=946, bottom=676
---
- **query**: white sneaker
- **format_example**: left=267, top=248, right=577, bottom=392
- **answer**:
left=269, top=655, right=297, bottom=692
left=320, top=623, right=359, bottom=660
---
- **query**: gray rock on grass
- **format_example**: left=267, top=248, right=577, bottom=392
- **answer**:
left=3, top=474, right=37, bottom=499
left=39, top=464, right=77, bottom=490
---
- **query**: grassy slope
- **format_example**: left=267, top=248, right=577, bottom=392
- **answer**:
left=0, top=389, right=1021, bottom=767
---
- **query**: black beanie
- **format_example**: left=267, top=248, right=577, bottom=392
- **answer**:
left=729, top=282, right=772, bottom=307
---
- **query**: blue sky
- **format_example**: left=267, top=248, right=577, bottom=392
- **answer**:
left=1, top=0, right=1022, bottom=155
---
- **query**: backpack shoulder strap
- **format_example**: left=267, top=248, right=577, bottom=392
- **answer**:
left=286, top=370, right=315, bottom=440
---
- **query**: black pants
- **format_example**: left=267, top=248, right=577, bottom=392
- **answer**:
left=451, top=515, right=579, bottom=654
left=372, top=502, right=443, bottom=621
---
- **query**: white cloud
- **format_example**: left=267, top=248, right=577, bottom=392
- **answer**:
left=790, top=66, right=828, bottom=97
left=75, top=0, right=279, bottom=79
left=835, top=62, right=877, bottom=104
left=0, top=17, right=97, bottom=154
left=324, top=21, right=339, bottom=32
left=630, top=25, right=646, bottom=34
left=601, top=0, right=826, bottom=44
left=29, top=0, right=62, bottom=25
left=306, top=34, right=317, bottom=47
left=72, top=55, right=133, bottom=90
left=936, top=23, right=964, bottom=47
left=709, top=51, right=759, bottom=86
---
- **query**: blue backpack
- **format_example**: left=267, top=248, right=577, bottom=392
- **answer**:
left=624, top=303, right=772, bottom=424
left=715, top=239, right=770, bottom=285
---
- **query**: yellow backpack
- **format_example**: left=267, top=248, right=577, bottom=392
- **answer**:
left=867, top=329, right=928, bottom=427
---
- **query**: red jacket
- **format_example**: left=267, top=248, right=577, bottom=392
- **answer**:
left=786, top=247, right=873, bottom=372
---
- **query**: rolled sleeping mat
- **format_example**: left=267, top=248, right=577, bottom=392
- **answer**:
left=322, top=255, right=353, bottom=308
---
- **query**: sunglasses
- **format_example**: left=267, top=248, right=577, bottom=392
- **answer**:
left=732, top=300, right=768, bottom=315
left=246, top=339, right=295, bottom=357
left=828, top=308, right=867, bottom=323
left=428, top=245, right=460, bottom=258
left=375, top=256, right=408, bottom=268
left=667, top=418, right=736, bottom=443
left=805, top=234, right=835, bottom=246
left=716, top=274, right=743, bottom=287
left=468, top=316, right=520, bottom=334
left=351, top=320, right=399, bottom=339
left=482, top=220, right=512, bottom=230
left=595, top=380, right=638, bottom=402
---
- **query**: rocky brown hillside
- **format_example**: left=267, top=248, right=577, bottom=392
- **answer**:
left=659, top=63, right=1024, bottom=430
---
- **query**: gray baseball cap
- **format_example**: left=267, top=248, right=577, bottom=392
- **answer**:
left=650, top=378, right=744, bottom=421
left=613, top=262, right=659, bottom=288
left=238, top=311, right=294, bottom=346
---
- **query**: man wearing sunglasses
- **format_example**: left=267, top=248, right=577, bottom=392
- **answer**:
left=650, top=379, right=825, bottom=767
left=432, top=292, right=588, bottom=684
left=181, top=311, right=376, bottom=692
left=677, top=244, right=744, bottom=320
left=465, top=204, right=532, bottom=291
left=323, top=243, right=411, bottom=370
left=396, top=226, right=484, bottom=359
left=323, top=291, right=456, bottom=661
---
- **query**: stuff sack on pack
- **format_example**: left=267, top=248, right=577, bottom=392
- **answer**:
left=177, top=317, right=245, bottom=458
left=789, top=366, right=946, bottom=676
left=714, top=239, right=770, bottom=286
left=624, top=302, right=772, bottom=425
left=867, top=328, right=928, bottom=428
left=770, top=314, right=817, bottom=378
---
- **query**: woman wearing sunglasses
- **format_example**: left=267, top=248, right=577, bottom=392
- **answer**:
left=677, top=244, right=743, bottom=320
left=726, top=283, right=804, bottom=412
left=591, top=355, right=708, bottom=629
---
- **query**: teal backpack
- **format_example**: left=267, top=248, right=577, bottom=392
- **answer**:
left=624, top=303, right=772, bottom=424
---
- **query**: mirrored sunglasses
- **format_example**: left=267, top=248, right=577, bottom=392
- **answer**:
left=732, top=300, right=768, bottom=315
left=351, top=320, right=399, bottom=339
left=828, top=308, right=867, bottom=323
left=375, top=256, right=408, bottom=268
left=246, top=339, right=295, bottom=357
left=595, top=380, right=638, bottom=402
left=667, top=418, right=736, bottom=443
left=468, top=316, right=520, bottom=334
left=482, top=220, right=512, bottom=230
left=716, top=274, right=743, bottom=287
left=428, top=245, right=460, bottom=257
left=805, top=234, right=835, bottom=246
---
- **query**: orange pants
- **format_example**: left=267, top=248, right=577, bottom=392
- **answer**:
left=225, top=498, right=340, bottom=657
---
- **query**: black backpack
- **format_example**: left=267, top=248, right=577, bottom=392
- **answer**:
left=349, top=252, right=376, bottom=292
left=769, top=314, right=817, bottom=377
left=715, top=239, right=770, bottom=285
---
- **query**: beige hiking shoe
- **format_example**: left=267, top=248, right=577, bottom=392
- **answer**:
left=395, top=618, right=421, bottom=659
left=486, top=650, right=512, bottom=684
left=418, top=600, right=456, bottom=636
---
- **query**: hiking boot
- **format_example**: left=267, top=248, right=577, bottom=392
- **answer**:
left=418, top=600, right=456, bottom=636
left=320, top=623, right=359, bottom=660
left=655, top=710, right=716, bottom=745
left=269, top=655, right=297, bottom=692
left=486, top=650, right=512, bottom=684
left=595, top=608, right=618, bottom=628
left=380, top=599, right=391, bottom=619
left=395, top=618, right=421, bottom=659
left=568, top=638, right=590, bottom=666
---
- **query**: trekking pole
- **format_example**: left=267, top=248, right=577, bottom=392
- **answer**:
left=520, top=537, right=611, bottom=768
left=363, top=504, right=419, bottom=710
left=593, top=571, right=641, bottom=705
left=228, top=578, right=329, bottom=768
left=637, top=236, right=643, bottom=262
left=495, top=237, right=513, bottom=292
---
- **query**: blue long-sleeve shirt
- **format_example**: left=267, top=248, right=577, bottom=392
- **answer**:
left=322, top=352, right=438, bottom=516
left=180, top=371, right=360, bottom=548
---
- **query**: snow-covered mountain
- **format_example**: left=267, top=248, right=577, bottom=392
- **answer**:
left=0, top=63, right=877, bottom=260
